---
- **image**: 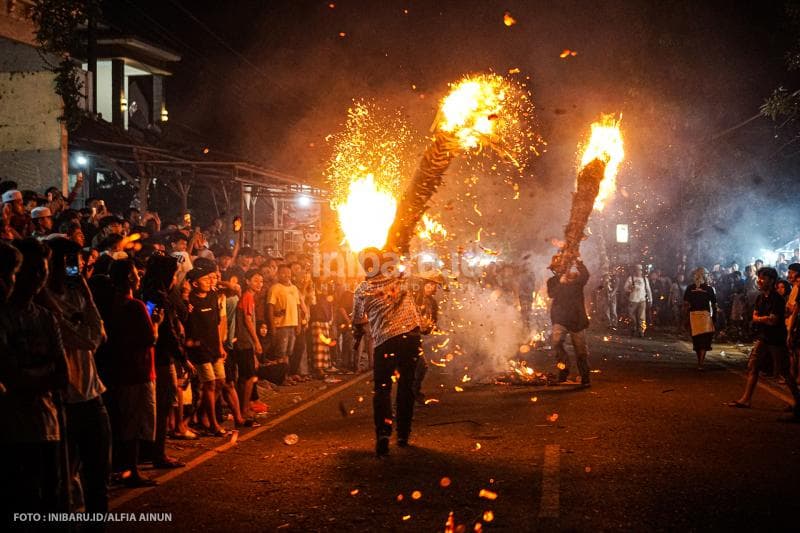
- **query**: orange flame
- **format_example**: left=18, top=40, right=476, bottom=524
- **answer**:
left=579, top=115, right=624, bottom=211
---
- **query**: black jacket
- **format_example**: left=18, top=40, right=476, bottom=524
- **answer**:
left=547, top=262, right=590, bottom=332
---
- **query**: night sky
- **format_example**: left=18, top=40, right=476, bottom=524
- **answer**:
left=103, top=0, right=800, bottom=266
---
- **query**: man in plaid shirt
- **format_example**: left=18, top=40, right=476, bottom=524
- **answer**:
left=352, top=248, right=422, bottom=456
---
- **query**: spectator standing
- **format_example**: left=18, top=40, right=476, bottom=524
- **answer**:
left=233, top=269, right=264, bottom=425
left=105, top=259, right=162, bottom=487
left=269, top=264, right=303, bottom=382
left=624, top=264, right=652, bottom=337
left=0, top=239, right=69, bottom=513
left=43, top=237, right=110, bottom=511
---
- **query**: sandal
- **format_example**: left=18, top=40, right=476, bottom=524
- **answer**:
left=209, top=427, right=229, bottom=437
left=727, top=400, right=750, bottom=408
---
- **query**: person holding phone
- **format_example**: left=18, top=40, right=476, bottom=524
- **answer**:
left=41, top=237, right=110, bottom=511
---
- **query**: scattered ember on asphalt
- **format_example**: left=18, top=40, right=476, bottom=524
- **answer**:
left=440, top=477, right=452, bottom=487
left=397, top=494, right=404, bottom=502
left=411, top=490, right=422, bottom=500
left=402, top=514, right=411, bottom=521
left=350, top=489, right=359, bottom=496
left=531, top=396, right=538, bottom=402
left=503, top=10, right=516, bottom=26
left=454, top=386, right=464, bottom=392
left=479, top=489, right=498, bottom=500
left=483, top=510, right=494, bottom=522
left=557, top=362, right=567, bottom=370
left=547, top=413, right=559, bottom=422
left=473, top=442, right=482, bottom=451
left=585, top=466, right=592, bottom=473
left=425, top=398, right=440, bottom=405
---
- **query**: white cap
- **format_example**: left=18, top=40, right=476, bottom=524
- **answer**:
left=31, top=206, right=53, bottom=219
left=2, top=189, right=22, bottom=203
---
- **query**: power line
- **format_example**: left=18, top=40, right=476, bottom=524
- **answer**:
left=165, top=0, right=272, bottom=81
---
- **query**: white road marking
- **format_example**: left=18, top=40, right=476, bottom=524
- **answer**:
left=539, top=444, right=560, bottom=518
left=677, top=340, right=794, bottom=405
left=109, top=372, right=372, bottom=509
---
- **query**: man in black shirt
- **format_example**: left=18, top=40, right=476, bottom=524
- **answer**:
left=547, top=259, right=591, bottom=386
left=729, top=267, right=800, bottom=420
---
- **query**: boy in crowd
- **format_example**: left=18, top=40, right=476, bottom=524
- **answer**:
left=234, top=269, right=264, bottom=424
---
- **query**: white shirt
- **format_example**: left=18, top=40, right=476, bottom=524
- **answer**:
left=624, top=275, right=652, bottom=303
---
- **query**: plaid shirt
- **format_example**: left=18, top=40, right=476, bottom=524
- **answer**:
left=352, top=274, right=421, bottom=348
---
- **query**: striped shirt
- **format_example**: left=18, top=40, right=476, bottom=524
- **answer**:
left=352, top=274, right=421, bottom=347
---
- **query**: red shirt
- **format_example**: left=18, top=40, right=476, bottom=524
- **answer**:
left=107, top=295, right=156, bottom=385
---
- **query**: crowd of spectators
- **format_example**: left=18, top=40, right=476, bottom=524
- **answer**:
left=0, top=179, right=372, bottom=516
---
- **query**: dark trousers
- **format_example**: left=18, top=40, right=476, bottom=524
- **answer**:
left=65, top=397, right=111, bottom=512
left=373, top=332, right=421, bottom=439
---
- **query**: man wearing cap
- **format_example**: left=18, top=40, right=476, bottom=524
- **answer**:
left=31, top=206, right=54, bottom=239
left=2, top=189, right=30, bottom=237
left=352, top=248, right=422, bottom=456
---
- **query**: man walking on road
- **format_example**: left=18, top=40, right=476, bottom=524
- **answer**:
left=547, top=258, right=592, bottom=386
left=728, top=267, right=800, bottom=420
left=352, top=248, right=422, bottom=456
left=624, top=264, right=652, bottom=337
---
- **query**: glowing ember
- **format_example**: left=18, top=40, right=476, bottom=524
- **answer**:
left=483, top=511, right=494, bottom=522
left=503, top=10, right=516, bottom=26
left=397, top=494, right=404, bottom=502
left=350, top=489, right=359, bottom=496
left=479, top=489, right=498, bottom=500
left=402, top=515, right=411, bottom=521
left=473, top=442, right=482, bottom=451
left=530, top=396, right=538, bottom=402
left=424, top=398, right=440, bottom=405
left=579, top=114, right=624, bottom=210
left=411, top=490, right=422, bottom=500
left=454, top=386, right=464, bottom=392
left=557, top=362, right=567, bottom=370
left=547, top=413, right=559, bottom=422
left=417, top=213, right=448, bottom=242
left=461, top=374, right=471, bottom=383
left=440, top=477, right=451, bottom=487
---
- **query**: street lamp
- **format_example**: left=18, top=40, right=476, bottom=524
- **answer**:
left=76, top=154, right=88, bottom=166
left=296, top=195, right=312, bottom=208
left=617, top=223, right=632, bottom=270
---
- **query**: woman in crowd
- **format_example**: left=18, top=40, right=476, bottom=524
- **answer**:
left=683, top=267, right=717, bottom=370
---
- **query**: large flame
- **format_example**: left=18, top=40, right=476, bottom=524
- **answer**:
left=417, top=214, right=448, bottom=242
left=334, top=174, right=397, bottom=252
left=439, top=74, right=508, bottom=151
left=579, top=115, right=624, bottom=211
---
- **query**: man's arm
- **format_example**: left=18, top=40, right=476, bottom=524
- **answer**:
left=243, top=295, right=261, bottom=355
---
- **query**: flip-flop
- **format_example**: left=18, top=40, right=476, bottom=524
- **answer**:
left=727, top=401, right=750, bottom=408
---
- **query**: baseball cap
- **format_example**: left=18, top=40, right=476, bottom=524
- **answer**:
left=186, top=267, right=212, bottom=282
left=2, top=189, right=22, bottom=203
left=31, top=206, right=52, bottom=219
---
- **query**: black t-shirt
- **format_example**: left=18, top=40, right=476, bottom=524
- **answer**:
left=186, top=291, right=221, bottom=363
left=754, top=290, right=786, bottom=346
left=683, top=283, right=716, bottom=314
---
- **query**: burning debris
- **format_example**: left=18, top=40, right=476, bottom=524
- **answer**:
left=494, top=360, right=557, bottom=386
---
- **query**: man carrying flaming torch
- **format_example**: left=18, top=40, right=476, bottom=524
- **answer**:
left=547, top=116, right=624, bottom=385
left=335, top=76, right=533, bottom=456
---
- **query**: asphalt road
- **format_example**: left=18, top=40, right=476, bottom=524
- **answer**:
left=110, top=330, right=800, bottom=532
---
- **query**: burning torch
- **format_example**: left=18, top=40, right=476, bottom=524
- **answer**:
left=549, top=115, right=624, bottom=275
left=386, top=73, right=531, bottom=253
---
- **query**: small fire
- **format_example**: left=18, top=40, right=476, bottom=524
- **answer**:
left=579, top=114, right=624, bottom=211
left=417, top=214, right=448, bottom=242
left=503, top=10, right=516, bottom=27
left=333, top=174, right=397, bottom=251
